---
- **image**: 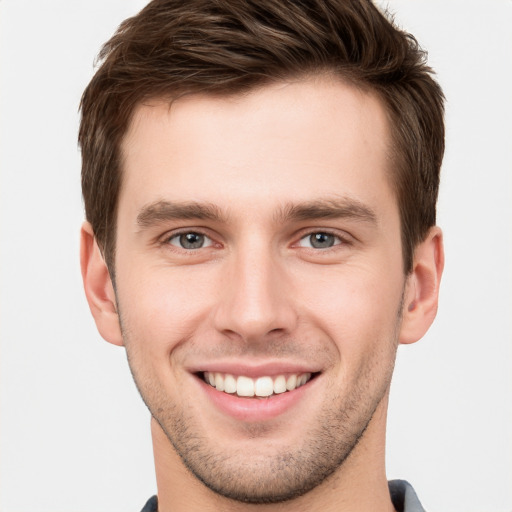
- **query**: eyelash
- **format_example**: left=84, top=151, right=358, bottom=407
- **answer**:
left=161, top=229, right=351, bottom=252
left=163, top=230, right=215, bottom=250
left=296, top=231, right=348, bottom=250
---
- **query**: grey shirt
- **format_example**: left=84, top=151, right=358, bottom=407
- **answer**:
left=140, top=479, right=426, bottom=511
left=389, top=479, right=426, bottom=512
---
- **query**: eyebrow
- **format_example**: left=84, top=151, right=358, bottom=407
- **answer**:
left=136, top=196, right=377, bottom=229
left=136, top=200, right=226, bottom=228
left=275, top=197, right=378, bottom=225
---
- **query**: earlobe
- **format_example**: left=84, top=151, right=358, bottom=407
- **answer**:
left=399, top=227, right=444, bottom=345
left=80, top=222, right=124, bottom=346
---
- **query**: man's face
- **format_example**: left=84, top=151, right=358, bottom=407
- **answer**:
left=114, top=77, right=406, bottom=502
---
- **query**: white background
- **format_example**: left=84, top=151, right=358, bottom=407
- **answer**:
left=1, top=1, right=511, bottom=511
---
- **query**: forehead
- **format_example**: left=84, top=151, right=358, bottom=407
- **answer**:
left=119, top=77, right=394, bottom=220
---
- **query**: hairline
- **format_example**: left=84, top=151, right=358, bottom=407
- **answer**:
left=104, top=73, right=417, bottom=279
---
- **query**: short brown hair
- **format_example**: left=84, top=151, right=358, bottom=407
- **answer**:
left=79, top=0, right=444, bottom=274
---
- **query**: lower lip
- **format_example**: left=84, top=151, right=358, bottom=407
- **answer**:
left=197, top=376, right=315, bottom=422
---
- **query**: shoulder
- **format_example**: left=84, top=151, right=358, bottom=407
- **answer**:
left=388, top=480, right=426, bottom=512
left=140, top=495, right=158, bottom=512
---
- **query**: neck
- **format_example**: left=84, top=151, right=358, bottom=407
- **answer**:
left=151, top=394, right=395, bottom=512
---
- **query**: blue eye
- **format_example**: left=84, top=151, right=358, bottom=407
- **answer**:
left=299, top=232, right=340, bottom=249
left=168, top=232, right=212, bottom=249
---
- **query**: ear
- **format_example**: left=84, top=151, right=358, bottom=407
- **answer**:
left=399, top=226, right=444, bottom=345
left=80, top=221, right=124, bottom=346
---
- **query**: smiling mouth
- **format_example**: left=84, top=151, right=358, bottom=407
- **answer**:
left=201, top=371, right=316, bottom=398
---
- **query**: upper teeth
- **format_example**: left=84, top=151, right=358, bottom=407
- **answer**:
left=203, top=372, right=312, bottom=397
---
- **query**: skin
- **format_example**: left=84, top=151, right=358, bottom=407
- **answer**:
left=81, top=76, right=444, bottom=512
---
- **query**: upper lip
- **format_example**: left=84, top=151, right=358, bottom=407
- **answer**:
left=188, top=360, right=322, bottom=378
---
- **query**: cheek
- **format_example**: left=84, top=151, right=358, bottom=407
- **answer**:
left=116, top=263, right=217, bottom=356
left=295, top=262, right=404, bottom=354
left=115, top=266, right=218, bottom=405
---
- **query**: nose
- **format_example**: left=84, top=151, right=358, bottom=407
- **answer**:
left=212, top=243, right=297, bottom=344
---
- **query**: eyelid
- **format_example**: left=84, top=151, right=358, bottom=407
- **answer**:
left=157, top=227, right=353, bottom=251
left=294, top=229, right=353, bottom=249
left=298, top=233, right=339, bottom=249
left=160, top=228, right=217, bottom=250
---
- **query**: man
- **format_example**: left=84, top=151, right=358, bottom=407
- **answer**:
left=79, top=0, right=444, bottom=510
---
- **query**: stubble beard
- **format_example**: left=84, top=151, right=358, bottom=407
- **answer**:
left=120, top=298, right=403, bottom=504
left=124, top=344, right=399, bottom=504
left=155, top=372, right=393, bottom=504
